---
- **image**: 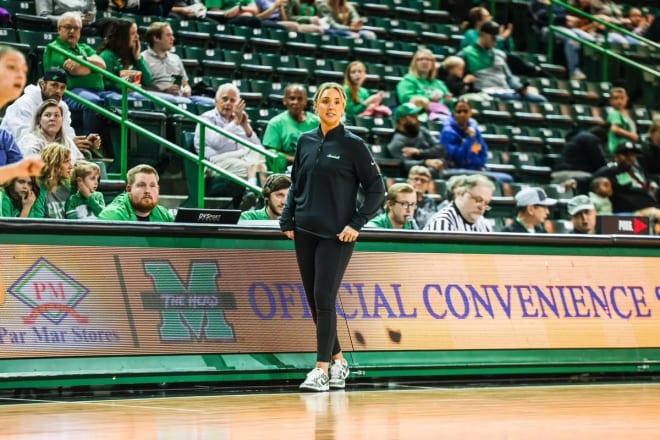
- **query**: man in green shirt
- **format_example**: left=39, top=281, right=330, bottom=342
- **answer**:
left=98, top=164, right=174, bottom=222
left=43, top=11, right=107, bottom=136
left=239, top=173, right=291, bottom=221
left=262, top=84, right=320, bottom=173
left=365, top=182, right=419, bottom=230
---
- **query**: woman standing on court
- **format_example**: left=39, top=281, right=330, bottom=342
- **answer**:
left=280, top=82, right=385, bottom=392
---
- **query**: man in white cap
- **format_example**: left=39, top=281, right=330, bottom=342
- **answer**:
left=567, top=195, right=597, bottom=234
left=502, top=186, right=557, bottom=233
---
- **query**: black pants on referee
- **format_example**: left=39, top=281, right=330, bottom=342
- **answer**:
left=294, top=230, right=356, bottom=363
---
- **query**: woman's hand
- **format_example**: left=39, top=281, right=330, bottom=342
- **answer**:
left=283, top=230, right=295, bottom=240
left=337, top=225, right=359, bottom=242
left=132, top=38, right=141, bottom=60
left=79, top=180, right=92, bottom=199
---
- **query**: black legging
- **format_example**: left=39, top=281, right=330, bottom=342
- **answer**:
left=294, top=230, right=355, bottom=363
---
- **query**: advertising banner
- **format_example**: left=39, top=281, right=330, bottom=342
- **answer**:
left=1, top=245, right=659, bottom=359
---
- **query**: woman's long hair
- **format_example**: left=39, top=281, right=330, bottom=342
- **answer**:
left=98, top=18, right=137, bottom=68
left=40, top=142, right=71, bottom=192
left=344, top=61, right=365, bottom=105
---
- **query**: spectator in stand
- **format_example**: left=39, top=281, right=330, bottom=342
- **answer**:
left=255, top=0, right=322, bottom=32
left=639, top=119, right=660, bottom=184
left=1, top=68, right=101, bottom=155
left=262, top=83, right=319, bottom=174
left=0, top=46, right=45, bottom=186
left=567, top=195, right=597, bottom=234
left=397, top=48, right=451, bottom=121
left=36, top=0, right=96, bottom=29
left=109, top=0, right=175, bottom=17
left=98, top=18, right=153, bottom=98
left=285, top=0, right=322, bottom=28
left=386, top=102, right=446, bottom=177
left=142, top=22, right=215, bottom=106
left=407, top=165, right=438, bottom=229
left=343, top=61, right=391, bottom=119
left=38, top=142, right=73, bottom=219
left=606, top=87, right=638, bottom=155
left=206, top=0, right=261, bottom=27
left=624, top=7, right=649, bottom=42
left=440, top=99, right=513, bottom=183
left=239, top=173, right=291, bottom=221
left=43, top=12, right=107, bottom=137
left=529, top=0, right=587, bottom=80
left=424, top=174, right=494, bottom=232
left=441, top=56, right=478, bottom=99
left=552, top=127, right=608, bottom=185
left=18, top=99, right=85, bottom=163
left=592, top=141, right=659, bottom=216
left=64, top=160, right=105, bottom=219
left=98, top=164, right=174, bottom=222
left=0, top=176, right=45, bottom=218
left=365, top=182, right=419, bottom=230
left=315, top=0, right=376, bottom=39
left=194, top=83, right=266, bottom=186
left=569, top=0, right=628, bottom=45
left=459, top=21, right=547, bottom=103
left=460, top=6, right=513, bottom=52
left=0, top=128, right=23, bottom=167
left=501, top=186, right=556, bottom=233
left=588, top=176, right=613, bottom=214
left=169, top=0, right=208, bottom=20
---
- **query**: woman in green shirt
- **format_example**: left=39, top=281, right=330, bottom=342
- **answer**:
left=343, top=61, right=391, bottom=119
left=98, top=18, right=153, bottom=97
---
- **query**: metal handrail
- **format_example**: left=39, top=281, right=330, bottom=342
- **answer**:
left=48, top=43, right=277, bottom=206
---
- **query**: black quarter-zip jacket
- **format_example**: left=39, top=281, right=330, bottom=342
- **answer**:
left=280, top=124, right=386, bottom=238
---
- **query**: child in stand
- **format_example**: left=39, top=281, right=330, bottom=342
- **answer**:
left=343, top=61, right=392, bottom=119
left=65, top=160, right=105, bottom=219
left=588, top=176, right=613, bottom=214
left=607, top=87, right=639, bottom=155
left=442, top=56, right=477, bottom=99
left=0, top=176, right=44, bottom=218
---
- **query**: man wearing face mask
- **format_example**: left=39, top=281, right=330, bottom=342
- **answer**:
left=386, top=102, right=446, bottom=177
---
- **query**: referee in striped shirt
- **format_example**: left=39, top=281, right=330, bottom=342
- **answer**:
left=424, top=174, right=495, bottom=232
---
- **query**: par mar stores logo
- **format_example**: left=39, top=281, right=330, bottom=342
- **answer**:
left=4, top=257, right=100, bottom=346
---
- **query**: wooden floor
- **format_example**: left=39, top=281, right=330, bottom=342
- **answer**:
left=1, top=382, right=659, bottom=439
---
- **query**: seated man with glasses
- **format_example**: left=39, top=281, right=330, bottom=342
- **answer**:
left=407, top=165, right=440, bottom=229
left=365, top=183, right=419, bottom=230
left=424, top=174, right=494, bottom=232
left=43, top=12, right=107, bottom=139
left=501, top=186, right=556, bottom=233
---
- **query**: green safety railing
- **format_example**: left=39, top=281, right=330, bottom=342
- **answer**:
left=48, top=44, right=277, bottom=208
left=548, top=0, right=659, bottom=82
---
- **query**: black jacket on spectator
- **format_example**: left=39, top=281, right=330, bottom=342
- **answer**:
left=592, top=163, right=658, bottom=213
left=555, top=130, right=608, bottom=173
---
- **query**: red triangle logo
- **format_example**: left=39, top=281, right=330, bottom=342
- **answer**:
left=633, top=217, right=649, bottom=234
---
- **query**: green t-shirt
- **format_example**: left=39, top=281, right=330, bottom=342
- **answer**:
left=262, top=110, right=319, bottom=154
left=65, top=190, right=106, bottom=219
left=44, top=38, right=104, bottom=90
left=365, top=212, right=415, bottom=229
left=0, top=189, right=46, bottom=218
left=239, top=207, right=270, bottom=221
left=98, top=192, right=174, bottom=222
left=99, top=50, right=153, bottom=93
left=206, top=0, right=252, bottom=8
left=396, top=73, right=450, bottom=105
left=344, top=86, right=370, bottom=118
left=607, top=109, right=636, bottom=154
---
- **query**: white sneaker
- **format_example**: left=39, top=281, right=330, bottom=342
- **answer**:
left=299, top=367, right=329, bottom=392
left=570, top=69, right=587, bottom=81
left=329, top=360, right=350, bottom=389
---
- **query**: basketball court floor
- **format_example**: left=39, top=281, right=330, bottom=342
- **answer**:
left=1, top=380, right=658, bottom=439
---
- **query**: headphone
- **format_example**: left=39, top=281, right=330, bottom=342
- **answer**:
left=262, top=174, right=292, bottom=198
